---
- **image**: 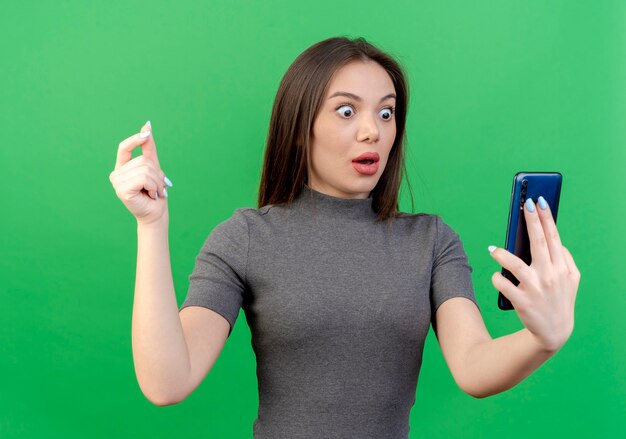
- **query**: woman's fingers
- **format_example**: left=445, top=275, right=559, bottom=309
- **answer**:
left=115, top=121, right=160, bottom=171
left=138, top=121, right=162, bottom=170
left=110, top=155, right=168, bottom=199
left=488, top=246, right=533, bottom=286
left=110, top=121, right=172, bottom=224
left=111, top=121, right=173, bottom=202
left=117, top=165, right=169, bottom=201
left=562, top=246, right=581, bottom=285
left=523, top=198, right=551, bottom=272
left=535, top=196, right=565, bottom=268
left=491, top=271, right=524, bottom=308
left=115, top=169, right=161, bottom=201
left=114, top=154, right=164, bottom=179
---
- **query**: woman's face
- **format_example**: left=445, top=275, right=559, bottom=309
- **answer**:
left=308, top=60, right=397, bottom=199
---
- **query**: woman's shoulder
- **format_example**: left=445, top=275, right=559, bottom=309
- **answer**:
left=229, top=202, right=299, bottom=222
left=394, top=211, right=436, bottom=221
left=393, top=209, right=449, bottom=225
left=391, top=211, right=464, bottom=241
left=215, top=204, right=284, bottom=232
left=230, top=204, right=281, bottom=220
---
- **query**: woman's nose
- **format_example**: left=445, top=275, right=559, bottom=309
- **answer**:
left=356, top=114, right=379, bottom=143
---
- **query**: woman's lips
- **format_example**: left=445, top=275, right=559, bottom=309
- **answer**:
left=352, top=152, right=380, bottom=175
left=352, top=161, right=379, bottom=175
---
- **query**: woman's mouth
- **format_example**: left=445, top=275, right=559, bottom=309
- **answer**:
left=352, top=152, right=380, bottom=175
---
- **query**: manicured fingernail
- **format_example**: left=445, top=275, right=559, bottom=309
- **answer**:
left=163, top=188, right=168, bottom=198
left=146, top=120, right=151, bottom=128
left=139, top=131, right=151, bottom=140
left=488, top=245, right=497, bottom=253
left=525, top=198, right=535, bottom=212
left=538, top=196, right=547, bottom=210
left=155, top=191, right=158, bottom=200
left=164, top=176, right=173, bottom=187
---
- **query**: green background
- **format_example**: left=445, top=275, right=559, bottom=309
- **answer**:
left=1, top=0, right=624, bottom=437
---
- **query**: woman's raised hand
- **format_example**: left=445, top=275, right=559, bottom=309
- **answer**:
left=488, top=197, right=581, bottom=353
left=109, top=121, right=173, bottom=226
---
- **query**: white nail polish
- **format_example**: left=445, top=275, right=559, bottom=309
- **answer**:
left=163, top=188, right=168, bottom=198
left=488, top=245, right=497, bottom=253
left=146, top=120, right=151, bottom=128
left=139, top=131, right=151, bottom=139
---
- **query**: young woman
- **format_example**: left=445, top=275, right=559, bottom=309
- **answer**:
left=109, top=37, right=580, bottom=438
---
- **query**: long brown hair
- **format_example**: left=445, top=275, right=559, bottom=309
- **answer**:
left=257, top=36, right=412, bottom=222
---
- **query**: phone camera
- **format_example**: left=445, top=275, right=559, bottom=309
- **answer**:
left=522, top=179, right=528, bottom=187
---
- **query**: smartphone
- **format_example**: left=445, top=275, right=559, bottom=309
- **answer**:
left=498, top=172, right=562, bottom=310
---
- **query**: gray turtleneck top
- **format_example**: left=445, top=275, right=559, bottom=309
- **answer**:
left=180, top=186, right=478, bottom=438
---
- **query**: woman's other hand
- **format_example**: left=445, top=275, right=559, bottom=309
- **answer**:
left=109, top=121, right=173, bottom=226
left=489, top=197, right=581, bottom=352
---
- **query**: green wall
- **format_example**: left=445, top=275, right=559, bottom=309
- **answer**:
left=1, top=0, right=624, bottom=437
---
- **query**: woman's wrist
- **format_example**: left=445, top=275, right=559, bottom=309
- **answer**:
left=137, top=212, right=169, bottom=231
left=524, top=327, right=565, bottom=356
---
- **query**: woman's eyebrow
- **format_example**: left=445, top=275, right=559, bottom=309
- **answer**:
left=328, top=91, right=396, bottom=102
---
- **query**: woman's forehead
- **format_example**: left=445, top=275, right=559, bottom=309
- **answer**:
left=325, top=60, right=396, bottom=100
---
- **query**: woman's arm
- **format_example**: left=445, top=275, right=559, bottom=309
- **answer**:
left=434, top=197, right=580, bottom=398
left=111, top=124, right=230, bottom=406
left=134, top=216, right=232, bottom=407
left=434, top=298, right=555, bottom=398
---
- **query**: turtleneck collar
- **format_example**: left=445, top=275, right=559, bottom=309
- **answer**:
left=292, top=185, right=377, bottom=221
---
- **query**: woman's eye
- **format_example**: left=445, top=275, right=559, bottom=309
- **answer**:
left=336, top=105, right=354, bottom=118
left=379, top=108, right=393, bottom=120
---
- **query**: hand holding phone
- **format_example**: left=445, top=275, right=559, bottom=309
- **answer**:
left=489, top=172, right=581, bottom=352
left=498, top=172, right=562, bottom=310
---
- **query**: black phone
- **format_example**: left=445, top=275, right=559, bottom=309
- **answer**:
left=498, top=172, right=562, bottom=310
